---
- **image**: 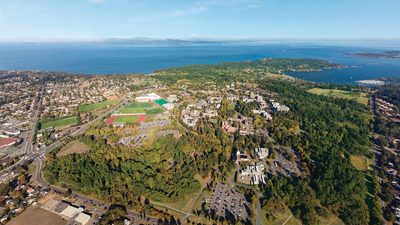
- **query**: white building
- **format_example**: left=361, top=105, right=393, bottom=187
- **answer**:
left=239, top=163, right=267, bottom=185
left=75, top=213, right=91, bottom=225
left=255, top=147, right=269, bottom=159
left=162, top=103, right=175, bottom=110
left=270, top=100, right=290, bottom=112
left=135, top=93, right=161, bottom=102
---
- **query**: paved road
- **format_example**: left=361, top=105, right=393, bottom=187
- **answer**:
left=0, top=82, right=45, bottom=174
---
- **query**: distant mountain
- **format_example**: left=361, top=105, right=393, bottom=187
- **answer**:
left=100, top=38, right=250, bottom=46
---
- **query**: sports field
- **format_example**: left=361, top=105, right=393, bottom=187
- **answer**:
left=145, top=107, right=165, bottom=115
left=114, top=116, right=138, bottom=124
left=126, top=102, right=153, bottom=108
left=117, top=102, right=153, bottom=114
left=40, top=117, right=78, bottom=129
left=307, top=88, right=369, bottom=105
left=117, top=102, right=165, bottom=116
left=155, top=99, right=168, bottom=105
left=79, top=99, right=119, bottom=112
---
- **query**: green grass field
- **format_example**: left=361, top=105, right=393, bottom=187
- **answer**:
left=307, top=88, right=369, bottom=105
left=145, top=107, right=165, bottom=115
left=125, top=102, right=153, bottom=108
left=40, top=117, right=78, bottom=129
left=114, top=116, right=138, bottom=124
left=117, top=102, right=154, bottom=114
left=79, top=99, right=119, bottom=112
left=155, top=99, right=168, bottom=105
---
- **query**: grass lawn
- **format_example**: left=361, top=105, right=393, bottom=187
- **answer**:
left=307, top=88, right=369, bottom=105
left=79, top=99, right=119, bottom=112
left=261, top=207, right=301, bottom=225
left=57, top=140, right=90, bottom=157
left=145, top=107, right=165, bottom=115
left=350, top=155, right=369, bottom=170
left=114, top=116, right=138, bottom=124
left=40, top=117, right=77, bottom=129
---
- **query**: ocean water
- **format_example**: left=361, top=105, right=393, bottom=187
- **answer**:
left=0, top=42, right=399, bottom=84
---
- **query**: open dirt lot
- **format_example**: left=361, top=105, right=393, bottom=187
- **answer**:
left=8, top=205, right=66, bottom=225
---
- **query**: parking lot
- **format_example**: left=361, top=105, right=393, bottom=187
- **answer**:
left=265, top=148, right=303, bottom=177
left=207, top=183, right=249, bottom=221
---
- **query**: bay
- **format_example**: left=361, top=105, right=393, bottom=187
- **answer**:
left=0, top=41, right=399, bottom=84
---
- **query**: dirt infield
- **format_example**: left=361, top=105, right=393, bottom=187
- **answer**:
left=8, top=205, right=66, bottom=225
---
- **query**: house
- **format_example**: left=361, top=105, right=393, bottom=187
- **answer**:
left=182, top=115, right=198, bottom=127
left=222, top=121, right=237, bottom=133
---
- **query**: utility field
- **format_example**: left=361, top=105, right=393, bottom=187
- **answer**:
left=57, top=140, right=90, bottom=157
left=114, top=116, right=138, bottom=124
left=307, top=88, right=369, bottom=105
left=79, top=99, right=119, bottom=112
left=40, top=117, right=77, bottom=129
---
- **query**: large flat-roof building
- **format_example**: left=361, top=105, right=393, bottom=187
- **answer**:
left=135, top=93, right=161, bottom=102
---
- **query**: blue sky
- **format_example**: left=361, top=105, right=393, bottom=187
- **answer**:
left=0, top=0, right=399, bottom=41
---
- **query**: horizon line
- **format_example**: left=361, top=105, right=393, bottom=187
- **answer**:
left=1, top=37, right=400, bottom=43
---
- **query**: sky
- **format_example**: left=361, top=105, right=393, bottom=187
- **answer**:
left=0, top=0, right=399, bottom=41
